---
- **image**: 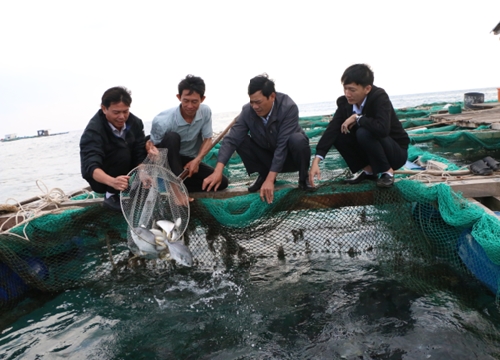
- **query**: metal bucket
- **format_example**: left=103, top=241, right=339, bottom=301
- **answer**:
left=464, top=92, right=484, bottom=109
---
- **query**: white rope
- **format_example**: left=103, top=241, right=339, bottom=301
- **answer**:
left=0, top=181, right=95, bottom=240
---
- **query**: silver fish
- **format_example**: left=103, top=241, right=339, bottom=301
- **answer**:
left=157, top=220, right=175, bottom=235
left=130, top=227, right=159, bottom=255
left=156, top=219, right=193, bottom=267
left=166, top=239, right=193, bottom=267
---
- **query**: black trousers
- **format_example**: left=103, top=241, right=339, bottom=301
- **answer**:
left=334, top=126, right=407, bottom=174
left=87, top=147, right=133, bottom=195
left=158, top=132, right=228, bottom=192
left=236, top=132, right=311, bottom=182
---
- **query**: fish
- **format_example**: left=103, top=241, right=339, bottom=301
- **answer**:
left=165, top=239, right=193, bottom=267
left=130, top=227, right=160, bottom=255
left=156, top=219, right=193, bottom=267
left=157, top=220, right=175, bottom=236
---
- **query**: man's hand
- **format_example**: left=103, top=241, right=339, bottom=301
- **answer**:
left=202, top=163, right=225, bottom=192
left=146, top=140, right=159, bottom=159
left=341, top=114, right=358, bottom=134
left=184, top=158, right=201, bottom=178
left=110, top=175, right=130, bottom=192
left=259, top=179, right=275, bottom=204
left=138, top=170, right=153, bottom=189
left=309, top=157, right=321, bottom=187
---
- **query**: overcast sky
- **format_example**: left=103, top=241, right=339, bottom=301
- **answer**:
left=1, top=0, right=500, bottom=137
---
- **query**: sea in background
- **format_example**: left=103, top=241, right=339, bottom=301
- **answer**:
left=1, top=87, right=500, bottom=359
left=1, top=87, right=497, bottom=203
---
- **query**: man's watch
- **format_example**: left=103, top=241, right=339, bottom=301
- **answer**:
left=355, top=115, right=363, bottom=124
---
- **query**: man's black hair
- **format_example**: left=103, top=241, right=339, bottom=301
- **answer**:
left=341, top=64, right=374, bottom=87
left=101, top=87, right=132, bottom=108
left=248, top=73, right=276, bottom=98
left=178, top=75, right=206, bottom=97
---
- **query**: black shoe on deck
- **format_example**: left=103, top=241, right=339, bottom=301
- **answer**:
left=248, top=175, right=266, bottom=192
left=298, top=178, right=315, bottom=192
left=376, top=173, right=394, bottom=188
left=344, top=171, right=378, bottom=185
left=103, top=194, right=122, bottom=212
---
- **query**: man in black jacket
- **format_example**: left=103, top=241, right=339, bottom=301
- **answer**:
left=202, top=74, right=313, bottom=204
left=309, top=64, right=409, bottom=188
left=80, top=86, right=147, bottom=210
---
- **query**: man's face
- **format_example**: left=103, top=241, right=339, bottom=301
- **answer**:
left=102, top=101, right=130, bottom=130
left=177, top=90, right=205, bottom=119
left=249, top=91, right=276, bottom=117
left=343, top=83, right=372, bottom=106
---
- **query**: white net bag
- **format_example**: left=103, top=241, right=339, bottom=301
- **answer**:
left=120, top=149, right=192, bottom=265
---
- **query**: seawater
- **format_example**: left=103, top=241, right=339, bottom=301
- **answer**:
left=1, top=88, right=500, bottom=359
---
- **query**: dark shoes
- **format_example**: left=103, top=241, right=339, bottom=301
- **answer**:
left=103, top=194, right=122, bottom=212
left=298, top=178, right=315, bottom=192
left=248, top=175, right=266, bottom=192
left=344, top=171, right=378, bottom=185
left=484, top=156, right=500, bottom=171
left=377, top=173, right=394, bottom=188
left=469, top=159, right=493, bottom=175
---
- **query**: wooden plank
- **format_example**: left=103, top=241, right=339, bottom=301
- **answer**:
left=471, top=196, right=500, bottom=213
left=430, top=106, right=500, bottom=128
left=468, top=102, right=500, bottom=109
left=448, top=177, right=500, bottom=197
left=0, top=214, right=26, bottom=232
left=467, top=198, right=497, bottom=216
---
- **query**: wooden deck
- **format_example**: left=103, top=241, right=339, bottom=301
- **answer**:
left=3, top=174, right=500, bottom=232
left=430, top=105, right=500, bottom=129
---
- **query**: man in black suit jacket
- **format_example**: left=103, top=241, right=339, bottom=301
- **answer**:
left=80, top=87, right=147, bottom=210
left=309, top=64, right=409, bottom=188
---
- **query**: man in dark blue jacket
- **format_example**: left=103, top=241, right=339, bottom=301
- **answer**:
left=309, top=64, right=409, bottom=188
left=202, top=74, right=313, bottom=204
left=80, top=86, right=147, bottom=210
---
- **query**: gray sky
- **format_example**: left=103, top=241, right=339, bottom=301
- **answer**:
left=1, top=0, right=500, bottom=136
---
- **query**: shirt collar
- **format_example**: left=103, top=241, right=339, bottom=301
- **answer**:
left=353, top=96, right=367, bottom=115
left=260, top=101, right=275, bottom=125
left=176, top=105, right=202, bottom=125
left=108, top=121, right=127, bottom=139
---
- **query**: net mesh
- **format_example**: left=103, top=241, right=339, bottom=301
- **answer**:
left=1, top=101, right=500, bottom=309
left=120, top=149, right=190, bottom=261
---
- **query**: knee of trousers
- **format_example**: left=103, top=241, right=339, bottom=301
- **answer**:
left=235, top=135, right=254, bottom=154
left=159, top=131, right=181, bottom=148
left=355, top=127, right=378, bottom=143
left=287, top=132, right=310, bottom=151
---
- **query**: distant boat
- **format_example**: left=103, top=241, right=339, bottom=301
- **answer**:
left=0, top=131, right=69, bottom=142
left=491, top=21, right=500, bottom=36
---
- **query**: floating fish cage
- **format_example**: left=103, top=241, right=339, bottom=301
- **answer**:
left=2, top=101, right=500, bottom=309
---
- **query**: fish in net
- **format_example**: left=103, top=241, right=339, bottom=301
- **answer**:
left=120, top=149, right=193, bottom=266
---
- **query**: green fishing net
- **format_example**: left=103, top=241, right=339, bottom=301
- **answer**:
left=1, top=101, right=500, bottom=309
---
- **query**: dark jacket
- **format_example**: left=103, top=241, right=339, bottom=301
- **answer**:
left=315, top=85, right=410, bottom=158
left=217, top=92, right=307, bottom=173
left=80, top=110, right=147, bottom=187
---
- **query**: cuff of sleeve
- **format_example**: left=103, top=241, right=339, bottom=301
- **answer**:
left=88, top=165, right=99, bottom=179
left=315, top=155, right=324, bottom=160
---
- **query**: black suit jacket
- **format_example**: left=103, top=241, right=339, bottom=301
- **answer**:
left=315, top=85, right=409, bottom=158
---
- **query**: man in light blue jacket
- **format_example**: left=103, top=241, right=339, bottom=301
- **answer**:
left=147, top=75, right=228, bottom=192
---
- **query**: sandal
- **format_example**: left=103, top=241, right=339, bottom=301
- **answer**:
left=483, top=156, right=500, bottom=171
left=469, top=159, right=493, bottom=175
